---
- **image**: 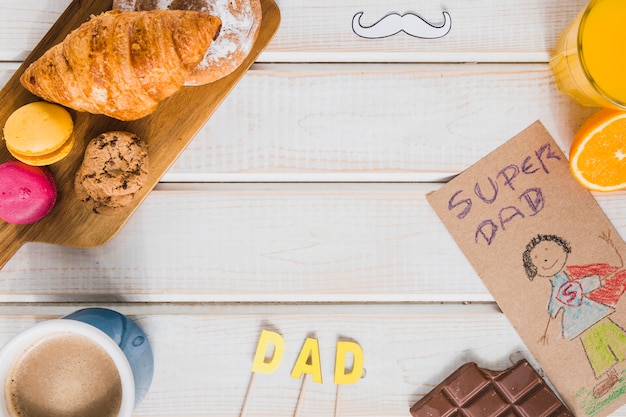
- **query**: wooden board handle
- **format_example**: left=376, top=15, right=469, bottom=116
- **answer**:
left=0, top=224, right=25, bottom=271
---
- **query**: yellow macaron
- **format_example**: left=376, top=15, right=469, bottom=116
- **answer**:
left=3, top=101, right=74, bottom=166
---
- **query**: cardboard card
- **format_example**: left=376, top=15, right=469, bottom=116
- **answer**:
left=427, top=121, right=626, bottom=417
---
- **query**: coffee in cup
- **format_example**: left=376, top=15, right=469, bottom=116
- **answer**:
left=6, top=331, right=123, bottom=417
left=0, top=308, right=153, bottom=417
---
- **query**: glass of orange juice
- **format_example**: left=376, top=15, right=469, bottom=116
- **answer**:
left=550, top=0, right=626, bottom=109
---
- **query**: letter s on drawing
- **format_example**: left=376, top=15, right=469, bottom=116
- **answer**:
left=449, top=190, right=472, bottom=219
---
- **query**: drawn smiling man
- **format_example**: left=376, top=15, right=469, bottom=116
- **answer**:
left=523, top=233, right=626, bottom=398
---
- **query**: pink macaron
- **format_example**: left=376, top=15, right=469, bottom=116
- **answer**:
left=0, top=160, right=57, bottom=224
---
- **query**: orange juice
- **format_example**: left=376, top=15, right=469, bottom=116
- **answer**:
left=550, top=0, right=626, bottom=109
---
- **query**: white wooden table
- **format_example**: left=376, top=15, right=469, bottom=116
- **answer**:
left=2, top=1, right=625, bottom=416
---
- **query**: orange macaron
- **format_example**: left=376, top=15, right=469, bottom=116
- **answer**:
left=3, top=101, right=74, bottom=166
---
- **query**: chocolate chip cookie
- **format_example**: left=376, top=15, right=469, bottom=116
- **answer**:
left=75, top=131, right=148, bottom=214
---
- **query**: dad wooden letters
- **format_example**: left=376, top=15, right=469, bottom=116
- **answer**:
left=251, top=330, right=364, bottom=384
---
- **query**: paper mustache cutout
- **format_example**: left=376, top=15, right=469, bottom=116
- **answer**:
left=352, top=11, right=452, bottom=39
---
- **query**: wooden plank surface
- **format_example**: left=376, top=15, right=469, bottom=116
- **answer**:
left=0, top=304, right=540, bottom=417
left=3, top=1, right=626, bottom=416
left=0, top=303, right=624, bottom=416
left=1, top=184, right=625, bottom=303
left=0, top=63, right=597, bottom=182
left=0, top=0, right=588, bottom=63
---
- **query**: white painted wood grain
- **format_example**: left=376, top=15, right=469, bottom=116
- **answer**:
left=0, top=184, right=477, bottom=302
left=3, top=2, right=626, bottom=415
left=1, top=303, right=625, bottom=416
left=1, top=184, right=625, bottom=303
left=0, top=63, right=598, bottom=182
left=0, top=0, right=588, bottom=63
left=263, top=0, right=587, bottom=63
left=0, top=303, right=544, bottom=417
left=169, top=63, right=594, bottom=181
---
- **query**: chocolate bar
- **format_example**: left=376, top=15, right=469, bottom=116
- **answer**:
left=410, top=360, right=573, bottom=417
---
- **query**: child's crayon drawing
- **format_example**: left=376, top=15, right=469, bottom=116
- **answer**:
left=523, top=232, right=626, bottom=398
left=427, top=122, right=626, bottom=417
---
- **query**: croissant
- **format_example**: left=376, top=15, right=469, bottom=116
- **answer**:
left=20, top=10, right=222, bottom=121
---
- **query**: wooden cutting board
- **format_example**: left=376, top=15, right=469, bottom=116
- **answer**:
left=0, top=0, right=280, bottom=270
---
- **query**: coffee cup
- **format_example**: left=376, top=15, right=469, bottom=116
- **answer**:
left=0, top=308, right=154, bottom=417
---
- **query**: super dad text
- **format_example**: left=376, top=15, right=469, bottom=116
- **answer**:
left=447, top=142, right=561, bottom=245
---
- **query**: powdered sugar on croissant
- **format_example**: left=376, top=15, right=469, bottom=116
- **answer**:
left=20, top=10, right=222, bottom=121
left=113, top=0, right=261, bottom=85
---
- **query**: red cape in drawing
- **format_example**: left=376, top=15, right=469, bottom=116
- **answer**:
left=566, top=264, right=626, bottom=306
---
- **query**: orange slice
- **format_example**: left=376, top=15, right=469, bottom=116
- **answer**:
left=570, top=109, right=626, bottom=192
